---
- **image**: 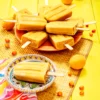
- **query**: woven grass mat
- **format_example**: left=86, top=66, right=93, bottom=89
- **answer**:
left=0, top=27, right=93, bottom=100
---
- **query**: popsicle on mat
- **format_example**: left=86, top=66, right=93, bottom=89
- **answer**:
left=21, top=31, right=48, bottom=49
left=13, top=62, right=64, bottom=83
left=49, top=34, right=74, bottom=50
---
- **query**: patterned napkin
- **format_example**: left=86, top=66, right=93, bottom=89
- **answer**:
left=0, top=59, right=37, bottom=100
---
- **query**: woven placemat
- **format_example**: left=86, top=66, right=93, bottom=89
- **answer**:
left=0, top=24, right=93, bottom=100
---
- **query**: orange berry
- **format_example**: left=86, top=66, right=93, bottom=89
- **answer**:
left=69, top=81, right=74, bottom=88
left=92, top=29, right=96, bottom=33
left=85, top=24, right=89, bottom=27
left=57, top=91, right=63, bottom=96
left=80, top=91, right=84, bottom=96
left=5, top=39, right=10, bottom=43
left=79, top=86, right=84, bottom=90
left=12, top=51, right=17, bottom=56
left=89, top=33, right=93, bottom=37
left=68, top=71, right=72, bottom=76
left=5, top=43, right=10, bottom=48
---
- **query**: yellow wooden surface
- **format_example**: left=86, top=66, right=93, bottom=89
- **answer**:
left=0, top=0, right=11, bottom=18
left=0, top=0, right=100, bottom=100
left=91, top=0, right=100, bottom=43
left=9, top=0, right=38, bottom=17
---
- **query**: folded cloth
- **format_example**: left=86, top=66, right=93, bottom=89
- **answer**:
left=0, top=59, right=38, bottom=100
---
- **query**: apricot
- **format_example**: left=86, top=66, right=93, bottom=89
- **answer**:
left=2, top=18, right=15, bottom=31
left=69, top=54, right=86, bottom=70
left=61, top=0, right=73, bottom=5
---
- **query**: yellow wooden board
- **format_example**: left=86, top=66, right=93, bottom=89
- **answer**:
left=9, top=0, right=38, bottom=17
left=0, top=0, right=11, bottom=18
left=91, top=0, right=100, bottom=42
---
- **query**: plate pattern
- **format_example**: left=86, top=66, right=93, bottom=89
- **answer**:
left=5, top=54, right=56, bottom=93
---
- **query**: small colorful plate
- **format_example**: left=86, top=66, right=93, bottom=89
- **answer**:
left=5, top=54, right=56, bottom=93
left=14, top=28, right=83, bottom=51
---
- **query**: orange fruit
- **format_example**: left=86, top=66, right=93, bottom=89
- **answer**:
left=2, top=18, right=15, bottom=31
left=69, top=54, right=86, bottom=70
left=61, top=0, right=73, bottom=5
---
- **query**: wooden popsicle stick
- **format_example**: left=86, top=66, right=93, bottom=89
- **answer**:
left=84, top=21, right=96, bottom=25
left=3, top=20, right=16, bottom=22
left=21, top=41, right=31, bottom=48
left=12, top=6, right=18, bottom=12
left=45, top=0, right=48, bottom=5
left=12, top=5, right=38, bottom=16
left=65, top=44, right=73, bottom=50
left=47, top=72, right=64, bottom=77
left=76, top=27, right=90, bottom=31
left=69, top=4, right=76, bottom=9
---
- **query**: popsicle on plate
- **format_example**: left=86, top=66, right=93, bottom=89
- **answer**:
left=38, top=5, right=52, bottom=17
left=49, top=34, right=74, bottom=50
left=16, top=14, right=47, bottom=31
left=46, top=18, right=84, bottom=35
left=44, top=4, right=72, bottom=22
left=13, top=62, right=50, bottom=83
left=21, top=31, right=48, bottom=48
left=13, top=8, right=32, bottom=19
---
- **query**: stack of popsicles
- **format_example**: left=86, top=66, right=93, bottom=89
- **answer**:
left=2, top=4, right=86, bottom=50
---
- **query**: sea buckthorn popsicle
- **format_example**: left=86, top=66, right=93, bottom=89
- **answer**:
left=46, top=18, right=84, bottom=35
left=13, top=8, right=32, bottom=19
left=21, top=31, right=48, bottom=48
left=44, top=4, right=72, bottom=22
left=13, top=62, right=50, bottom=83
left=16, top=14, right=47, bottom=31
left=49, top=34, right=74, bottom=50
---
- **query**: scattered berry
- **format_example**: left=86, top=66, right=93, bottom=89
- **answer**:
left=85, top=24, right=89, bottom=27
left=79, top=86, right=84, bottom=90
left=12, top=51, right=17, bottom=56
left=5, top=39, right=10, bottom=43
left=80, top=91, right=84, bottom=96
left=89, top=32, right=93, bottom=37
left=92, top=29, right=96, bottom=33
left=57, top=91, right=63, bottom=96
left=5, top=43, right=10, bottom=48
left=69, top=81, right=74, bottom=88
left=68, top=71, right=72, bottom=76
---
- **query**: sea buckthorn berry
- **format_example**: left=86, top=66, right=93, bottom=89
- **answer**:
left=5, top=39, right=10, bottom=43
left=89, top=33, right=93, bottom=37
left=57, top=91, right=63, bottom=96
left=69, top=81, right=74, bottom=87
left=85, top=24, right=89, bottom=27
left=80, top=91, right=84, bottom=96
left=68, top=71, right=72, bottom=76
left=5, top=43, right=10, bottom=48
left=79, top=86, right=84, bottom=90
left=12, top=51, right=17, bottom=56
left=92, top=29, right=96, bottom=33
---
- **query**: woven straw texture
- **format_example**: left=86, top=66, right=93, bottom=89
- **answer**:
left=0, top=23, right=92, bottom=100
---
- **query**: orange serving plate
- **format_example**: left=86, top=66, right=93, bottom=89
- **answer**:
left=15, top=28, right=83, bottom=51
